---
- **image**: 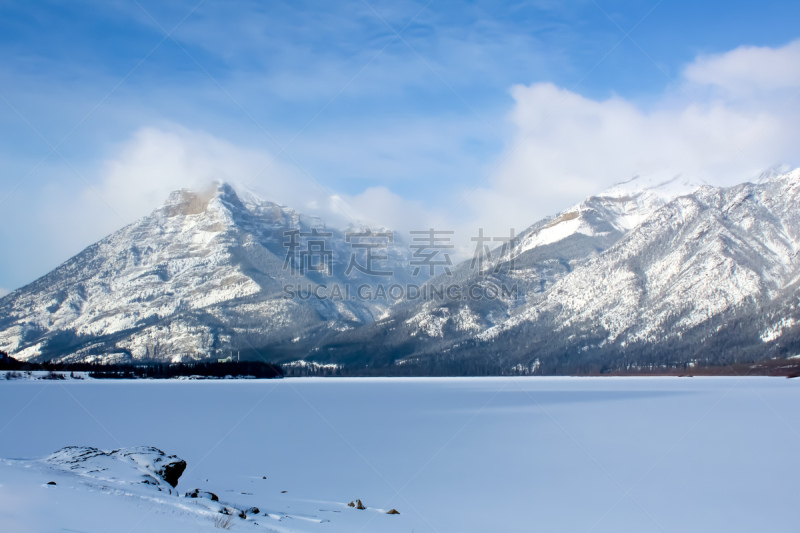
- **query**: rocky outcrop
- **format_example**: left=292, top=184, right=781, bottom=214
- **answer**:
left=43, top=446, right=187, bottom=489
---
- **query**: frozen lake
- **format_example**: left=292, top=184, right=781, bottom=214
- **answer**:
left=1, top=376, right=799, bottom=532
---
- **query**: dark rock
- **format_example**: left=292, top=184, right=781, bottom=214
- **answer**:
left=386, top=509, right=400, bottom=514
left=246, top=507, right=260, bottom=515
left=46, top=481, right=57, bottom=485
left=156, top=458, right=186, bottom=488
left=185, top=488, right=219, bottom=501
left=348, top=499, right=366, bottom=510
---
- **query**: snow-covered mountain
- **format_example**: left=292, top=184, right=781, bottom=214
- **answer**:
left=2, top=170, right=800, bottom=372
left=504, top=173, right=799, bottom=342
left=452, top=169, right=800, bottom=372
left=0, top=182, right=415, bottom=363
left=308, top=170, right=800, bottom=373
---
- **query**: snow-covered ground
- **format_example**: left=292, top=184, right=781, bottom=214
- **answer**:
left=1, top=377, right=799, bottom=532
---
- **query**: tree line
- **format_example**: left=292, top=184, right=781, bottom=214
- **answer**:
left=0, top=351, right=283, bottom=379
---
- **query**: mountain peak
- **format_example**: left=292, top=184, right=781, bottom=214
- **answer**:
left=600, top=174, right=704, bottom=200
left=161, top=181, right=242, bottom=217
left=753, top=165, right=794, bottom=184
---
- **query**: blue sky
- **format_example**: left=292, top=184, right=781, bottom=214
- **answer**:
left=2, top=0, right=800, bottom=293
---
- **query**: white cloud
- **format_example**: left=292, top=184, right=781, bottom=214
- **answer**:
left=685, top=40, right=800, bottom=99
left=338, top=186, right=444, bottom=235
left=91, top=126, right=443, bottom=234
left=467, top=39, right=800, bottom=234
left=32, top=125, right=442, bottom=260
left=93, top=125, right=307, bottom=223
